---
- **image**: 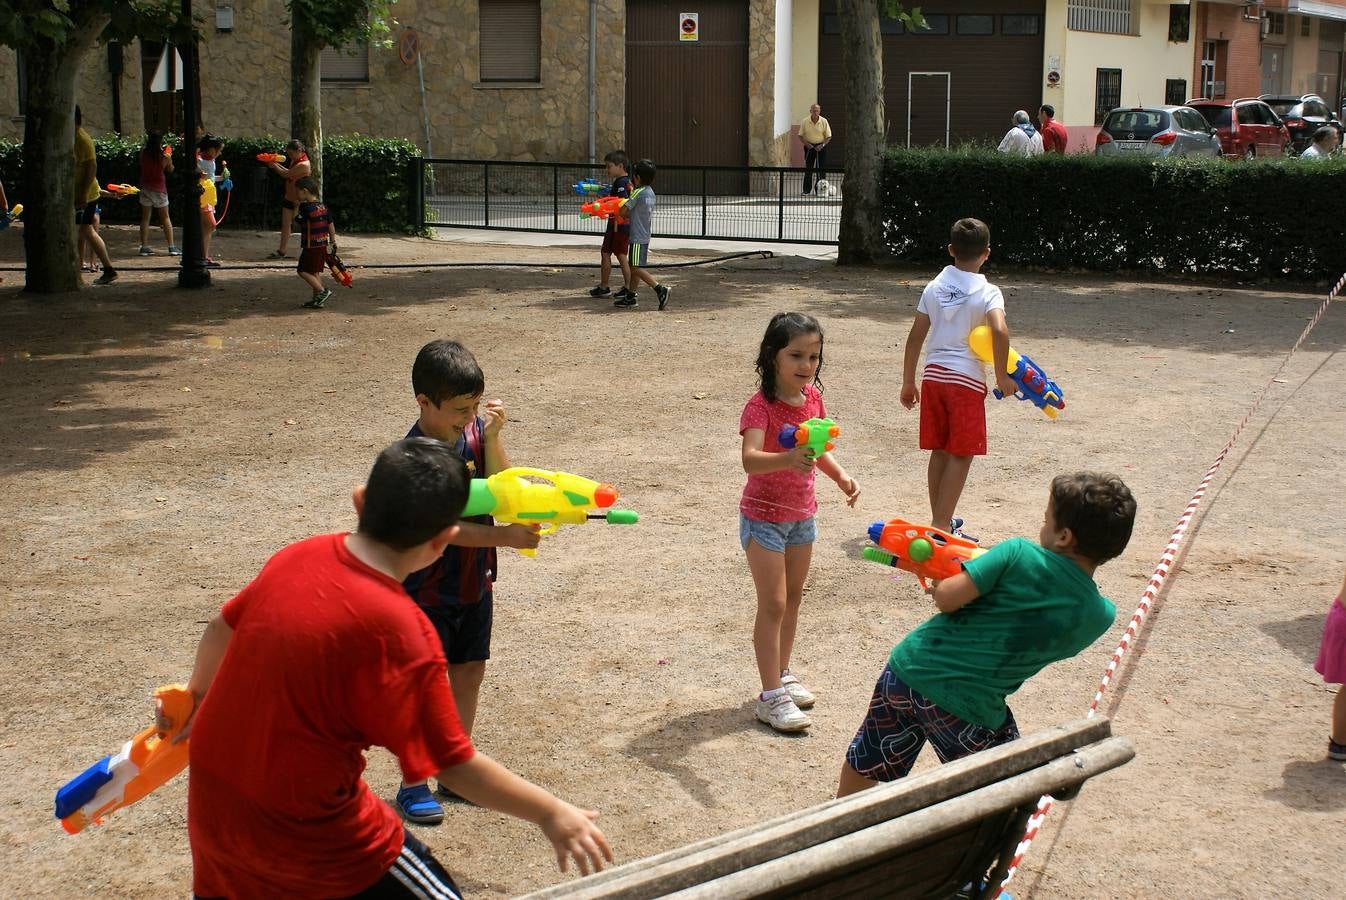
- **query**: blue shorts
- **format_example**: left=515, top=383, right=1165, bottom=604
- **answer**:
left=75, top=204, right=101, bottom=226
left=845, top=664, right=1019, bottom=782
left=739, top=515, right=817, bottom=553
left=629, top=242, right=650, bottom=267
left=419, top=596, right=493, bottom=664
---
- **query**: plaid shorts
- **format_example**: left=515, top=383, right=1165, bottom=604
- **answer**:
left=845, top=663, right=1019, bottom=782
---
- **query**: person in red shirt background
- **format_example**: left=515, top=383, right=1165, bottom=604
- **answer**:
left=168, top=437, right=611, bottom=897
left=1038, top=104, right=1069, bottom=154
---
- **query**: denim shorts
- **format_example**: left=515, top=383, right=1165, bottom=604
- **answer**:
left=739, top=515, right=817, bottom=553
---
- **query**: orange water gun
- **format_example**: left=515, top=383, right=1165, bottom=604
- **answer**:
left=326, top=251, right=353, bottom=287
left=256, top=152, right=287, bottom=165
left=103, top=183, right=140, bottom=198
left=862, top=517, right=986, bottom=590
left=54, top=685, right=193, bottom=834
left=580, top=195, right=626, bottom=220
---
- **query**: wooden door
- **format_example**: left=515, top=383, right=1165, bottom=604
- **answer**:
left=907, top=73, right=950, bottom=147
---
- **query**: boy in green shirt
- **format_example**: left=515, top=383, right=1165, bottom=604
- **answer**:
left=837, top=472, right=1137, bottom=795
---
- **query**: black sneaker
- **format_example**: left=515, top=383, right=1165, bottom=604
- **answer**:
left=92, top=269, right=118, bottom=285
left=304, top=289, right=333, bottom=309
left=1330, top=739, right=1346, bottom=761
left=589, top=284, right=611, bottom=297
left=613, top=286, right=633, bottom=299
left=655, top=284, right=670, bottom=310
left=614, top=294, right=637, bottom=308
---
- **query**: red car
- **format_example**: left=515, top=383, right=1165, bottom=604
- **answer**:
left=1186, top=98, right=1291, bottom=160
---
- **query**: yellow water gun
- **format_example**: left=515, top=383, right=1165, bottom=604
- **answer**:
left=462, top=467, right=638, bottom=557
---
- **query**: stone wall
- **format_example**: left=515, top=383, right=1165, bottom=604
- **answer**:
left=748, top=0, right=784, bottom=166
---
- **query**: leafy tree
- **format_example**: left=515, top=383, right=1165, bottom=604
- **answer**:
left=285, top=0, right=396, bottom=190
left=835, top=1, right=923, bottom=264
left=0, top=1, right=188, bottom=292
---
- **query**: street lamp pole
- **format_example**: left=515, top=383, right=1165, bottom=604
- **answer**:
left=178, top=0, right=209, bottom=289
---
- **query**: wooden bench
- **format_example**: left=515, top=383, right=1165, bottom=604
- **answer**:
left=520, top=718, right=1132, bottom=900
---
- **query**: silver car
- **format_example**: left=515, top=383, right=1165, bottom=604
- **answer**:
left=1094, top=106, right=1222, bottom=158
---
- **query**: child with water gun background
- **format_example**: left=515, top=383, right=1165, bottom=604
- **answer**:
left=587, top=150, right=634, bottom=301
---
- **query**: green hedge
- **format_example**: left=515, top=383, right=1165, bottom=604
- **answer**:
left=0, top=133, right=419, bottom=233
left=881, top=147, right=1346, bottom=280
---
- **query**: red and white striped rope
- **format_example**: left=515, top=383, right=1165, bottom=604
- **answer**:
left=1000, top=271, right=1346, bottom=892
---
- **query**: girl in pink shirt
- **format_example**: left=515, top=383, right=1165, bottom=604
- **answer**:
left=739, top=313, right=860, bottom=733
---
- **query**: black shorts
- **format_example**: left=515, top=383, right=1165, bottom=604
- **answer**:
left=298, top=246, right=327, bottom=275
left=601, top=229, right=630, bottom=256
left=75, top=205, right=101, bottom=226
left=421, top=596, right=493, bottom=664
left=282, top=198, right=298, bottom=211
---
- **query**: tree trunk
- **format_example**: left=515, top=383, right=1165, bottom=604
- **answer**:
left=836, top=0, right=888, bottom=265
left=290, top=27, right=323, bottom=190
left=21, top=12, right=109, bottom=293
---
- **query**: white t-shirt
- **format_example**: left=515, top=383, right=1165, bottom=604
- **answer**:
left=916, top=265, right=1006, bottom=383
left=1300, top=144, right=1328, bottom=160
left=998, top=126, right=1043, bottom=157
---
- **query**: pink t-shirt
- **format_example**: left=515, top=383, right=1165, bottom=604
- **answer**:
left=739, top=384, right=827, bottom=523
left=139, top=149, right=167, bottom=193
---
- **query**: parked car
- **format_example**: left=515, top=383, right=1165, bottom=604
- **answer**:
left=1187, top=97, right=1291, bottom=160
left=1094, top=106, right=1222, bottom=158
left=1259, top=93, right=1345, bottom=154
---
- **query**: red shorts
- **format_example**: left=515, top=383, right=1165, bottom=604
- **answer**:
left=601, top=228, right=630, bottom=256
left=297, top=246, right=327, bottom=275
left=919, top=376, right=987, bottom=456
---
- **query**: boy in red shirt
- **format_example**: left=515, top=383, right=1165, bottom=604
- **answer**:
left=172, top=438, right=611, bottom=897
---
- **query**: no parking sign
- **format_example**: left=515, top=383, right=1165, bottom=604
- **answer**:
left=680, top=12, right=699, bottom=41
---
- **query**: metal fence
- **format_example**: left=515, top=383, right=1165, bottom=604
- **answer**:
left=416, top=159, right=842, bottom=244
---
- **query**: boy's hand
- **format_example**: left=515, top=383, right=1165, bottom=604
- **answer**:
left=539, top=801, right=613, bottom=875
left=838, top=476, right=861, bottom=508
left=156, top=690, right=202, bottom=745
left=783, top=445, right=816, bottom=474
left=482, top=399, right=507, bottom=437
left=995, top=373, right=1019, bottom=399
left=501, top=523, right=542, bottom=550
left=900, top=382, right=920, bottom=409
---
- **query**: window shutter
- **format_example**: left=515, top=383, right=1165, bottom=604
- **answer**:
left=321, top=44, right=369, bottom=82
left=479, top=0, right=541, bottom=82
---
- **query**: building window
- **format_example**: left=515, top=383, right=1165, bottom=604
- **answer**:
left=479, top=0, right=541, bottom=82
left=1168, top=5, right=1189, bottom=42
left=1301, top=16, right=1311, bottom=38
left=956, top=15, right=993, bottom=36
left=321, top=44, right=369, bottom=82
left=1068, top=0, right=1134, bottom=36
left=15, top=47, right=26, bottom=116
left=913, top=14, right=949, bottom=34
left=1165, top=78, right=1187, bottom=105
left=1002, top=15, right=1041, bottom=36
left=1095, top=68, right=1122, bottom=125
left=1266, top=12, right=1285, bottom=37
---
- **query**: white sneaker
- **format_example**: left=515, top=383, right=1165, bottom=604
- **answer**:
left=780, top=672, right=816, bottom=709
left=756, top=692, right=811, bottom=732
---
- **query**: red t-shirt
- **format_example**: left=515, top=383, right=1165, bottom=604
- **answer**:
left=1041, top=118, right=1069, bottom=154
left=188, top=533, right=475, bottom=898
left=738, top=384, right=827, bottom=523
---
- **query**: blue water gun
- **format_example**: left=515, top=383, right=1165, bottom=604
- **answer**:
left=573, top=178, right=610, bottom=196
left=968, top=326, right=1065, bottom=420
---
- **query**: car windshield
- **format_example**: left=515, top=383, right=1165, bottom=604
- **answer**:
left=1267, top=101, right=1298, bottom=117
left=1102, top=110, right=1169, bottom=138
left=1192, top=106, right=1232, bottom=127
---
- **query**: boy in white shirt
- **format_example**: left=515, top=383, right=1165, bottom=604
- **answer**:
left=900, top=218, right=1017, bottom=541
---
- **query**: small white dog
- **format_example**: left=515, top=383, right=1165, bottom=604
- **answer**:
left=815, top=178, right=837, bottom=198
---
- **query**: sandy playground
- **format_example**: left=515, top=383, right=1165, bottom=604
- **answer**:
left=0, top=225, right=1344, bottom=898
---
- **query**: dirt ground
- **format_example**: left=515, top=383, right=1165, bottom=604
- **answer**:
left=1, top=225, right=1344, bottom=899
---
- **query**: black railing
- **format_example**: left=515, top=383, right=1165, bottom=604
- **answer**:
left=417, top=159, right=842, bottom=245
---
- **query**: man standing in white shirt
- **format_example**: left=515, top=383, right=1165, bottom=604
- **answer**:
left=997, top=110, right=1043, bottom=157
left=1299, top=125, right=1339, bottom=159
left=799, top=104, right=833, bottom=196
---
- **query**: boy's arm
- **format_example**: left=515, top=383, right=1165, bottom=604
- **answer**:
left=985, top=308, right=1018, bottom=398
left=437, top=753, right=612, bottom=874
left=813, top=453, right=860, bottom=507
left=163, top=613, right=234, bottom=742
left=742, top=427, right=814, bottom=476
left=450, top=521, right=540, bottom=550
left=480, top=403, right=510, bottom=475
left=932, top=571, right=980, bottom=614
left=900, top=312, right=931, bottom=409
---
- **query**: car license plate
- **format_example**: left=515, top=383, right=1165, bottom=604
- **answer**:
left=1118, top=141, right=1146, bottom=150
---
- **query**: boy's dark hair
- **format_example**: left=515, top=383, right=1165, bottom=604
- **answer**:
left=1040, top=104, right=1055, bottom=118
left=294, top=176, right=320, bottom=196
left=359, top=438, right=470, bottom=550
left=755, top=312, right=823, bottom=402
left=603, top=149, right=629, bottom=170
left=632, top=158, right=656, bottom=185
left=412, top=339, right=485, bottom=405
left=1051, top=473, right=1136, bottom=564
left=950, top=217, right=990, bottom=260
left=197, top=134, right=223, bottom=153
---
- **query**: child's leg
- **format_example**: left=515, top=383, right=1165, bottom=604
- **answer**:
left=82, top=224, right=112, bottom=270
left=279, top=206, right=295, bottom=253
left=599, top=250, right=612, bottom=286
left=157, top=206, right=175, bottom=247
left=777, top=542, right=813, bottom=675
left=299, top=270, right=322, bottom=292
left=447, top=660, right=487, bottom=736
left=746, top=539, right=789, bottom=693
left=635, top=266, right=659, bottom=288
left=837, top=663, right=928, bottom=796
left=928, top=450, right=974, bottom=528
left=139, top=205, right=151, bottom=247
left=1334, top=684, right=1346, bottom=744
left=201, top=210, right=215, bottom=258
left=617, top=251, right=631, bottom=287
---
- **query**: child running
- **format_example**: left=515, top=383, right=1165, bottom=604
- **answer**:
left=740, top=312, right=860, bottom=733
left=293, top=176, right=338, bottom=309
left=395, top=339, right=542, bottom=824
left=900, top=217, right=1018, bottom=542
left=137, top=131, right=178, bottom=256
left=170, top=437, right=611, bottom=896
left=837, top=472, right=1136, bottom=795
left=615, top=158, right=670, bottom=310
left=588, top=150, right=633, bottom=301
left=1315, top=568, right=1346, bottom=761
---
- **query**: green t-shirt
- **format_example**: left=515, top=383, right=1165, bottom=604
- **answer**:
left=889, top=537, right=1116, bottom=729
